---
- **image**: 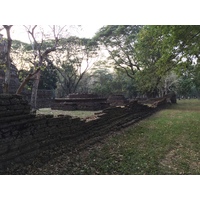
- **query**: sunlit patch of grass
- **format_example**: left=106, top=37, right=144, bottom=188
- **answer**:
left=37, top=108, right=100, bottom=119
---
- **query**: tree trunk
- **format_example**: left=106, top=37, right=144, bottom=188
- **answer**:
left=30, top=70, right=41, bottom=110
left=21, top=25, right=61, bottom=109
left=3, top=68, right=10, bottom=93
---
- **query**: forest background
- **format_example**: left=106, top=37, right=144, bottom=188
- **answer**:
left=1, top=25, right=200, bottom=110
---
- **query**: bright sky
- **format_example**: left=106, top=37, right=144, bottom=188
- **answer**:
left=1, top=25, right=103, bottom=43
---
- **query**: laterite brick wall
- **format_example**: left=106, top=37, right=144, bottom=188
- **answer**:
left=0, top=95, right=167, bottom=173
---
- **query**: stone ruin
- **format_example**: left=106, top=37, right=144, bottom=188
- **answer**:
left=51, top=93, right=110, bottom=111
left=107, top=94, right=129, bottom=106
left=0, top=65, right=53, bottom=108
left=51, top=94, right=133, bottom=111
left=0, top=93, right=156, bottom=173
left=0, top=34, right=22, bottom=95
left=0, top=88, right=177, bottom=173
left=0, top=34, right=52, bottom=108
left=0, top=35, right=20, bottom=94
left=51, top=92, right=177, bottom=111
left=136, top=91, right=177, bottom=107
left=0, top=64, right=21, bottom=94
left=0, top=34, right=177, bottom=111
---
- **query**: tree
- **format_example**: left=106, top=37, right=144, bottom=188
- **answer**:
left=176, top=63, right=200, bottom=98
left=18, top=68, right=32, bottom=91
left=89, top=65, right=137, bottom=98
left=38, top=59, right=58, bottom=90
left=16, top=25, right=67, bottom=110
left=92, top=25, right=200, bottom=98
left=18, top=59, right=58, bottom=92
left=73, top=71, right=91, bottom=94
left=94, top=25, right=142, bottom=78
left=90, top=67, right=113, bottom=96
left=134, top=25, right=200, bottom=96
left=134, top=26, right=178, bottom=96
left=177, top=76, right=194, bottom=98
left=192, top=65, right=200, bottom=98
left=111, top=69, right=138, bottom=98
left=52, top=36, right=98, bottom=97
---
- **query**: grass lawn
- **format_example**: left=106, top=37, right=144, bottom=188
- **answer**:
left=31, top=99, right=200, bottom=175
left=64, top=99, right=200, bottom=175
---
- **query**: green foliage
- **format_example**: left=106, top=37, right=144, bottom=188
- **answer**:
left=91, top=25, right=148, bottom=97
left=89, top=67, right=137, bottom=98
left=0, top=63, right=6, bottom=70
left=134, top=26, right=177, bottom=95
left=56, top=61, right=79, bottom=96
left=9, top=26, right=200, bottom=99
left=90, top=68, right=113, bottom=96
left=18, top=59, right=58, bottom=91
left=176, top=69, right=200, bottom=98
left=110, top=69, right=137, bottom=98
left=134, top=25, right=200, bottom=96
left=134, top=69, right=160, bottom=97
left=177, top=76, right=194, bottom=97
left=38, top=39, right=56, bottom=51
left=94, top=25, right=142, bottom=78
left=18, top=68, right=33, bottom=90
left=38, top=60, right=58, bottom=90
left=55, top=36, right=98, bottom=97
left=12, top=40, right=32, bottom=51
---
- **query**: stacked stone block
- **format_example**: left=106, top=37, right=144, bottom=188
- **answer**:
left=0, top=95, right=167, bottom=173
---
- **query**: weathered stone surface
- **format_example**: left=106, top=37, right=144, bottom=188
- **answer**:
left=0, top=94, right=170, bottom=173
left=52, top=95, right=109, bottom=111
left=107, top=94, right=128, bottom=106
left=0, top=99, right=10, bottom=106
left=0, top=106, right=6, bottom=111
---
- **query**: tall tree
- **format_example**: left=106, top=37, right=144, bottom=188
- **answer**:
left=52, top=36, right=98, bottom=96
left=134, top=25, right=200, bottom=96
left=89, top=65, right=137, bottom=98
left=16, top=25, right=67, bottom=110
left=94, top=25, right=142, bottom=78
left=90, top=67, right=113, bottom=96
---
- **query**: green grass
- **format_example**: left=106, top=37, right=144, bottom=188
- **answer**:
left=37, top=108, right=100, bottom=119
left=61, top=99, right=200, bottom=175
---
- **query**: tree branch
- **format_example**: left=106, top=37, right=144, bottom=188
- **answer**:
left=16, top=68, right=40, bottom=94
